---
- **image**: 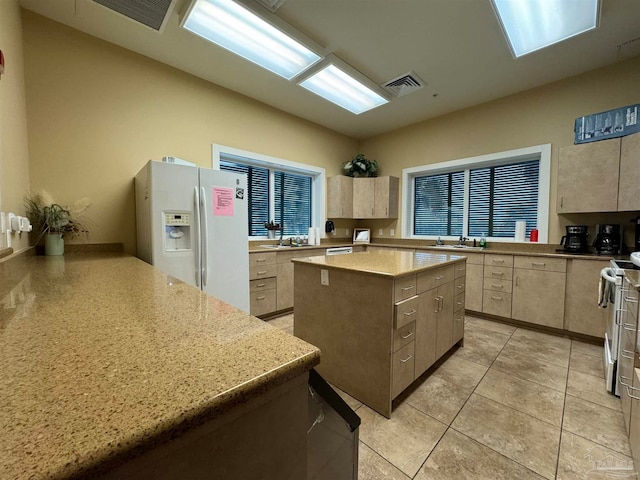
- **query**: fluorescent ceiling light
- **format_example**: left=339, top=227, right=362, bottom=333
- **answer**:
left=492, top=0, right=600, bottom=58
left=181, top=0, right=321, bottom=79
left=296, top=55, right=390, bottom=115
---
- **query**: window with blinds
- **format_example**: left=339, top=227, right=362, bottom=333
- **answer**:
left=220, top=159, right=312, bottom=236
left=413, top=159, right=540, bottom=238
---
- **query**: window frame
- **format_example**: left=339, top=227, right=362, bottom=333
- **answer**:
left=212, top=144, right=326, bottom=240
left=402, top=144, right=551, bottom=243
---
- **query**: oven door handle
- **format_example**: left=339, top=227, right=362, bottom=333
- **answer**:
left=601, top=267, right=617, bottom=283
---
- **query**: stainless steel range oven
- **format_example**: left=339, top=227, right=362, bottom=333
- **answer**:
left=602, top=258, right=640, bottom=396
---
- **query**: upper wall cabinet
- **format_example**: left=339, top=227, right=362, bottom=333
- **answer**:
left=557, top=131, right=640, bottom=213
left=327, top=176, right=399, bottom=219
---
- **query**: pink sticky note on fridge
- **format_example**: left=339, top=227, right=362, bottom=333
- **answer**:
left=213, top=187, right=234, bottom=216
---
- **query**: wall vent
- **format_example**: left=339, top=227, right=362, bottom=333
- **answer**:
left=255, top=0, right=286, bottom=12
left=91, top=0, right=176, bottom=31
left=382, top=72, right=425, bottom=97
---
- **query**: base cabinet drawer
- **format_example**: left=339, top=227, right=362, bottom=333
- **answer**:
left=250, top=277, right=277, bottom=292
left=250, top=265, right=277, bottom=280
left=250, top=289, right=276, bottom=316
left=393, top=321, right=416, bottom=352
left=453, top=310, right=464, bottom=344
left=392, top=342, right=415, bottom=398
left=483, top=290, right=512, bottom=318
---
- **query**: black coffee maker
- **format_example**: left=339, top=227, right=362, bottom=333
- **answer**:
left=560, top=225, right=589, bottom=253
left=594, top=224, right=623, bottom=255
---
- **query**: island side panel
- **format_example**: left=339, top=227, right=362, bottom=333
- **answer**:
left=294, top=262, right=394, bottom=417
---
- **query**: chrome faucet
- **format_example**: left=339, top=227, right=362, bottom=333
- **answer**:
left=458, top=236, right=467, bottom=246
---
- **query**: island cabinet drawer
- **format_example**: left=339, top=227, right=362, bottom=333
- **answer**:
left=454, top=263, right=466, bottom=279
left=249, top=252, right=276, bottom=266
left=484, top=266, right=513, bottom=281
left=454, top=276, right=465, bottom=294
left=514, top=256, right=566, bottom=273
left=483, top=290, right=512, bottom=318
left=250, top=264, right=277, bottom=280
left=484, top=254, right=514, bottom=268
left=464, top=252, right=484, bottom=265
left=250, top=289, right=276, bottom=316
left=454, top=291, right=465, bottom=312
left=393, top=321, right=416, bottom=352
left=417, top=266, right=454, bottom=293
left=250, top=277, right=276, bottom=292
left=395, top=296, right=419, bottom=329
left=484, top=278, right=512, bottom=293
left=392, top=342, right=415, bottom=398
left=394, top=275, right=417, bottom=302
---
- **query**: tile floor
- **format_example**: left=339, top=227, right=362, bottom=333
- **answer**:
left=267, top=313, right=638, bottom=480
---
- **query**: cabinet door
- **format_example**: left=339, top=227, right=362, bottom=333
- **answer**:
left=512, top=269, right=566, bottom=329
left=353, top=178, right=375, bottom=218
left=557, top=138, right=620, bottom=213
left=629, top=369, right=640, bottom=468
left=374, top=176, right=399, bottom=218
left=564, top=259, right=609, bottom=338
left=276, top=262, right=294, bottom=311
left=327, top=176, right=353, bottom=218
left=618, top=131, right=640, bottom=211
left=415, top=289, right=437, bottom=376
left=435, top=282, right=454, bottom=358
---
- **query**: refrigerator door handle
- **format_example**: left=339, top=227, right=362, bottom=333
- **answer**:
left=194, top=186, right=201, bottom=288
left=200, top=186, right=209, bottom=287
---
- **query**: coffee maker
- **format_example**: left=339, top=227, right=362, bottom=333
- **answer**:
left=594, top=224, right=623, bottom=255
left=560, top=225, right=589, bottom=253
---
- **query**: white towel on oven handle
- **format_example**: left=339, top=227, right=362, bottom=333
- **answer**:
left=599, top=267, right=615, bottom=308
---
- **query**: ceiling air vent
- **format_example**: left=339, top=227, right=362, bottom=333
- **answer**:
left=382, top=71, right=425, bottom=97
left=255, top=0, right=286, bottom=12
left=91, top=0, right=176, bottom=32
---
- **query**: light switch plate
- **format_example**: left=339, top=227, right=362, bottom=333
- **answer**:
left=378, top=229, right=383, bottom=235
left=390, top=229, right=395, bottom=236
left=321, top=269, right=329, bottom=286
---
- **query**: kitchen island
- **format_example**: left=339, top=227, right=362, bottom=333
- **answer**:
left=293, top=249, right=466, bottom=417
left=0, top=251, right=319, bottom=480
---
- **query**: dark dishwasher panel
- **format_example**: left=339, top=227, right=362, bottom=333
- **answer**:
left=308, top=368, right=361, bottom=480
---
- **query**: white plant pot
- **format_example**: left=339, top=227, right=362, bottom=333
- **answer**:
left=45, top=233, right=64, bottom=256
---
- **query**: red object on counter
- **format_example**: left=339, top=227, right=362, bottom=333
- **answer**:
left=530, top=229, right=539, bottom=242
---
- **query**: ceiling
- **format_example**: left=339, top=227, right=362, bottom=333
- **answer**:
left=18, top=0, right=640, bottom=140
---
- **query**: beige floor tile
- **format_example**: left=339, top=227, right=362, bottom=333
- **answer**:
left=563, top=395, right=631, bottom=456
left=358, top=442, right=411, bottom=480
left=503, top=330, right=571, bottom=369
left=358, top=403, right=447, bottom=478
left=557, top=430, right=637, bottom=480
left=416, top=429, right=546, bottom=480
left=331, top=385, right=363, bottom=411
left=492, top=347, right=568, bottom=392
left=451, top=394, right=561, bottom=479
left=570, top=350, right=605, bottom=379
left=475, top=368, right=565, bottom=427
left=451, top=324, right=512, bottom=366
left=571, top=339, right=604, bottom=359
left=567, top=369, right=622, bottom=412
left=266, top=313, right=293, bottom=330
left=464, top=317, right=517, bottom=336
left=404, top=374, right=474, bottom=425
left=432, top=355, right=489, bottom=390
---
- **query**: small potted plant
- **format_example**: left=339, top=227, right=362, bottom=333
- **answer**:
left=343, top=153, right=379, bottom=177
left=24, top=191, right=91, bottom=256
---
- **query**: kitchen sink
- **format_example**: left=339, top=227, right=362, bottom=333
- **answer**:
left=259, top=244, right=295, bottom=249
left=432, top=245, right=484, bottom=250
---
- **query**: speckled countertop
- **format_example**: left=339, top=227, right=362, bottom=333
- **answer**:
left=0, top=252, right=320, bottom=480
left=292, top=249, right=465, bottom=278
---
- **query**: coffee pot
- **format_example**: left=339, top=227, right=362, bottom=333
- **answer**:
left=594, top=224, right=623, bottom=255
left=560, top=225, right=589, bottom=253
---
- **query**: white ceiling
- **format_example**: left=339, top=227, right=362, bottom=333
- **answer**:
left=18, top=0, right=640, bottom=140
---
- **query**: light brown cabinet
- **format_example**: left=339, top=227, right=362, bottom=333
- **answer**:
left=512, top=256, right=566, bottom=329
left=482, top=254, right=513, bottom=318
left=629, top=369, right=640, bottom=468
left=557, top=131, right=640, bottom=213
left=462, top=252, right=483, bottom=312
left=327, top=176, right=399, bottom=219
left=564, top=258, right=610, bottom=337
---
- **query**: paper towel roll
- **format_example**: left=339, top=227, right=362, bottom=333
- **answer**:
left=314, top=227, right=321, bottom=245
left=308, top=227, right=315, bottom=246
left=515, top=220, right=526, bottom=242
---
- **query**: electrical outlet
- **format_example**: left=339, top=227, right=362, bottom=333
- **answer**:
left=321, top=269, right=329, bottom=286
left=378, top=229, right=383, bottom=235
left=346, top=228, right=349, bottom=236
left=390, top=229, right=395, bottom=236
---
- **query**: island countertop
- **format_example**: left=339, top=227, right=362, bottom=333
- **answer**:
left=291, top=249, right=466, bottom=278
left=0, top=252, right=320, bottom=480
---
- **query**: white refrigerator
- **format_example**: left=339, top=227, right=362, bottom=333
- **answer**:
left=135, top=160, right=249, bottom=312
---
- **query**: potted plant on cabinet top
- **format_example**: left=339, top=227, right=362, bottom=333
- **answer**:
left=343, top=153, right=379, bottom=177
left=24, top=191, right=91, bottom=256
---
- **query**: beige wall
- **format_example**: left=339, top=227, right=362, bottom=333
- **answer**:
left=21, top=11, right=358, bottom=254
left=0, top=0, right=31, bottom=255
left=360, top=55, right=640, bottom=246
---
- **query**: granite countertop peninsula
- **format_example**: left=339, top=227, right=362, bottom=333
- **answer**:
left=292, top=249, right=466, bottom=278
left=0, top=252, right=319, bottom=480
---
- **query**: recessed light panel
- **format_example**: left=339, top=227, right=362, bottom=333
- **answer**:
left=492, top=0, right=600, bottom=57
left=182, top=0, right=321, bottom=79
